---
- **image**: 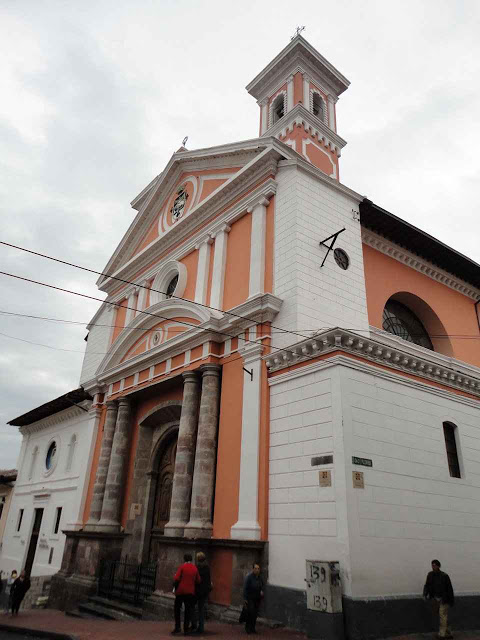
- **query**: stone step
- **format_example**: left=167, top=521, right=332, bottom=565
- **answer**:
left=66, top=609, right=96, bottom=619
left=89, top=595, right=144, bottom=618
left=220, top=605, right=284, bottom=629
left=78, top=601, right=136, bottom=621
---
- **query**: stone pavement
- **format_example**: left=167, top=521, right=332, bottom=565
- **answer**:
left=0, top=609, right=306, bottom=640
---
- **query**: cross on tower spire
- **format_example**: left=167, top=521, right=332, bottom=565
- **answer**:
left=291, top=25, right=305, bottom=40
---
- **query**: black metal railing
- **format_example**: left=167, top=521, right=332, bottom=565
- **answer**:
left=98, top=558, right=157, bottom=605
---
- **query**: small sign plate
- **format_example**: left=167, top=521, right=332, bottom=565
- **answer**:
left=312, top=455, right=333, bottom=466
left=352, top=471, right=365, bottom=489
left=319, top=470, right=332, bottom=487
left=352, top=456, right=372, bottom=467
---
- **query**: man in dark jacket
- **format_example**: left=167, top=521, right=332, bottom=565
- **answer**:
left=243, top=563, right=264, bottom=634
left=423, top=559, right=454, bottom=638
left=192, top=552, right=212, bottom=634
left=10, top=571, right=31, bottom=616
left=172, top=553, right=200, bottom=635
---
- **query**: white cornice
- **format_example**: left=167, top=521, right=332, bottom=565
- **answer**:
left=264, top=103, right=346, bottom=155
left=18, top=404, right=92, bottom=436
left=87, top=294, right=283, bottom=386
left=264, top=327, right=480, bottom=397
left=268, top=354, right=480, bottom=411
left=362, top=229, right=480, bottom=301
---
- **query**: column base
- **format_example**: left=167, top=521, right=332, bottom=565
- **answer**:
left=183, top=521, right=213, bottom=539
left=92, top=519, right=122, bottom=533
left=230, top=520, right=261, bottom=540
left=164, top=521, right=187, bottom=537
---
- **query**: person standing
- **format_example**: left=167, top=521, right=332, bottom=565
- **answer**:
left=4, top=571, right=17, bottom=614
left=172, top=553, right=200, bottom=635
left=10, top=571, right=31, bottom=616
left=243, top=563, right=264, bottom=635
left=423, top=559, right=454, bottom=639
left=192, top=552, right=212, bottom=634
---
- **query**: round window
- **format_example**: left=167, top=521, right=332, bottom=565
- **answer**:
left=334, top=248, right=350, bottom=270
left=46, top=442, right=57, bottom=470
left=165, top=274, right=179, bottom=299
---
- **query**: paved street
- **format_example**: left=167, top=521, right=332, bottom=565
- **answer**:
left=0, top=609, right=306, bottom=640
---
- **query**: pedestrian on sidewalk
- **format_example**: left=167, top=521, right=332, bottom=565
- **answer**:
left=172, top=553, right=200, bottom=635
left=4, top=571, right=17, bottom=614
left=192, top=552, right=212, bottom=634
left=243, top=562, right=264, bottom=635
left=423, top=559, right=454, bottom=639
left=10, top=570, right=30, bottom=616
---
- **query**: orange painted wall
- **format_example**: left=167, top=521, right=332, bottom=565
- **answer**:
left=282, top=127, right=338, bottom=177
left=112, top=299, right=128, bottom=343
left=212, top=358, right=244, bottom=538
left=200, top=179, right=228, bottom=202
left=363, top=244, right=480, bottom=367
left=223, top=213, right=252, bottom=310
left=264, top=197, right=274, bottom=293
left=293, top=72, right=303, bottom=105
left=180, top=250, right=198, bottom=301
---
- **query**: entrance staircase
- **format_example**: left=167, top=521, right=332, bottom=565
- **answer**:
left=67, top=595, right=143, bottom=621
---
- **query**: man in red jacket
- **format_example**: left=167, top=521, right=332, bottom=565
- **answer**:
left=172, top=553, right=200, bottom=635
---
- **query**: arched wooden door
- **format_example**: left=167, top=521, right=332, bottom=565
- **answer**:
left=151, top=436, right=177, bottom=535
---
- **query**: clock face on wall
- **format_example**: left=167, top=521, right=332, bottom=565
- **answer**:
left=171, top=186, right=188, bottom=222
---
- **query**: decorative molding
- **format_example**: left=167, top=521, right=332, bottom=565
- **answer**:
left=301, top=138, right=336, bottom=178
left=18, top=405, right=92, bottom=436
left=264, top=327, right=480, bottom=397
left=264, top=103, right=346, bottom=157
left=362, top=229, right=480, bottom=301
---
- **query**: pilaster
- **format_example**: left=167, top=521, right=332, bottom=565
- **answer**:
left=210, top=224, right=231, bottom=309
left=287, top=74, right=294, bottom=112
left=248, top=197, right=269, bottom=298
left=303, top=74, right=311, bottom=109
left=230, top=342, right=264, bottom=540
left=194, top=235, right=213, bottom=305
left=327, top=94, right=336, bottom=131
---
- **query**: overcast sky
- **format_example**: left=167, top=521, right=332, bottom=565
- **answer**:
left=1, top=0, right=479, bottom=469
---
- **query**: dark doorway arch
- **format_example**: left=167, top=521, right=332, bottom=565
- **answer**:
left=151, top=435, right=177, bottom=535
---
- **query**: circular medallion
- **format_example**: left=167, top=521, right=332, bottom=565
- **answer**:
left=334, top=248, right=350, bottom=270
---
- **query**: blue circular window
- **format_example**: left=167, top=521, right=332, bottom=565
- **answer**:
left=46, top=442, right=57, bottom=470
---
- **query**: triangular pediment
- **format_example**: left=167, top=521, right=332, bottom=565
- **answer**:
left=97, top=139, right=288, bottom=289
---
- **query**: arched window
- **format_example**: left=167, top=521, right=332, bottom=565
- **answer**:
left=272, top=94, right=285, bottom=124
left=165, top=274, right=179, bottom=299
left=29, top=446, right=38, bottom=480
left=312, top=92, right=325, bottom=121
left=443, top=422, right=461, bottom=478
left=382, top=300, right=433, bottom=350
left=66, top=434, right=77, bottom=472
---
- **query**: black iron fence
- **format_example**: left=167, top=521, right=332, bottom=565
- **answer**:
left=98, top=558, right=157, bottom=605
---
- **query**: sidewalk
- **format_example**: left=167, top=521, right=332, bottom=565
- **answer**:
left=0, top=609, right=306, bottom=640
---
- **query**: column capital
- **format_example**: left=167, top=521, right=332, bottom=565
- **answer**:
left=327, top=93, right=337, bottom=104
left=247, top=196, right=270, bottom=214
left=287, top=74, right=294, bottom=83
left=105, top=399, right=118, bottom=410
left=200, top=363, right=221, bottom=378
left=211, top=223, right=231, bottom=238
left=182, top=370, right=200, bottom=383
left=194, top=233, right=214, bottom=250
left=118, top=396, right=131, bottom=408
left=240, top=341, right=264, bottom=364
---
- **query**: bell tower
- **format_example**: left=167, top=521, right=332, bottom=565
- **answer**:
left=246, top=35, right=349, bottom=180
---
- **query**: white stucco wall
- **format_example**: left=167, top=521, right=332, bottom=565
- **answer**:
left=80, top=305, right=112, bottom=385
left=0, top=406, right=98, bottom=576
left=268, top=356, right=480, bottom=601
left=273, top=162, right=369, bottom=349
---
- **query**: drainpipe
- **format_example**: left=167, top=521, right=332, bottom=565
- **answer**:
left=475, top=300, right=480, bottom=333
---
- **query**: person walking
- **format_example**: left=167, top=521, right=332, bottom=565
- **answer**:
left=243, top=563, right=264, bottom=635
left=192, top=552, right=212, bottom=634
left=10, top=571, right=30, bottom=616
left=423, top=559, right=454, bottom=639
left=172, top=553, right=200, bottom=635
left=4, top=571, right=17, bottom=614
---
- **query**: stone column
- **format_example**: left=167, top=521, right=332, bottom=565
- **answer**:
left=164, top=372, right=201, bottom=537
left=85, top=400, right=118, bottom=529
left=231, top=342, right=264, bottom=540
left=259, top=99, right=268, bottom=135
left=96, top=397, right=131, bottom=532
left=184, top=365, right=221, bottom=539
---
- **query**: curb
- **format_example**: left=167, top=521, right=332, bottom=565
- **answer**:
left=0, top=622, right=79, bottom=640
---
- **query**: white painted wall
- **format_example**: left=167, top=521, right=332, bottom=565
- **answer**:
left=339, top=361, right=480, bottom=598
left=273, top=163, right=369, bottom=349
left=268, top=362, right=353, bottom=595
left=0, top=406, right=98, bottom=577
left=80, top=305, right=112, bottom=384
left=268, top=356, right=480, bottom=601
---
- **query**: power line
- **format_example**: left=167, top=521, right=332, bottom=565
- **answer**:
left=0, top=240, right=312, bottom=342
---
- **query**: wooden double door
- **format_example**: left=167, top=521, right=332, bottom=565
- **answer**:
left=151, top=435, right=177, bottom=536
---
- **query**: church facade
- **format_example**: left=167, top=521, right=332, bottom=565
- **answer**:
left=8, top=35, right=480, bottom=638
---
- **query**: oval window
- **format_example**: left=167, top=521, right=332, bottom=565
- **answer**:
left=46, top=442, right=57, bottom=470
left=166, top=274, right=179, bottom=299
left=334, top=248, right=350, bottom=270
